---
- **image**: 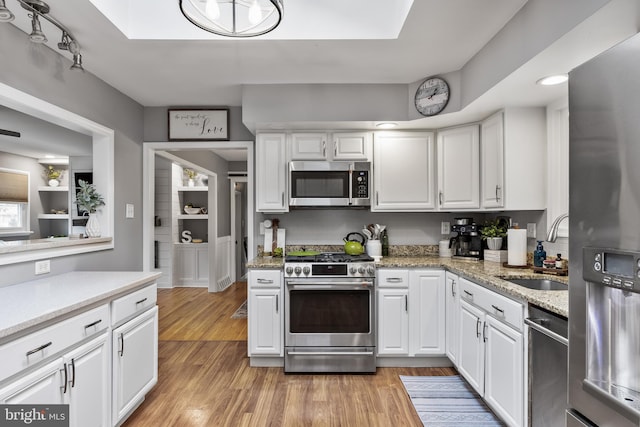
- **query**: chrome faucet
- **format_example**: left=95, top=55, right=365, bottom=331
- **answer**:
left=546, top=213, right=568, bottom=242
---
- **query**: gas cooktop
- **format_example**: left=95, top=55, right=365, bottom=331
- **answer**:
left=285, top=252, right=374, bottom=263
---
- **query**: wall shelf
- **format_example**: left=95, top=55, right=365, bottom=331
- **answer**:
left=176, top=214, right=209, bottom=220
left=37, top=214, right=70, bottom=220
left=37, top=186, right=69, bottom=192
left=177, top=186, right=208, bottom=191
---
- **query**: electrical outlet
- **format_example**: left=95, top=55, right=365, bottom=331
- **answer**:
left=527, top=223, right=537, bottom=238
left=125, top=203, right=134, bottom=218
left=35, top=260, right=50, bottom=275
left=441, top=221, right=451, bottom=234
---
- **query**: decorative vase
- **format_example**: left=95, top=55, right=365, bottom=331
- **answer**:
left=85, top=213, right=101, bottom=238
left=48, top=179, right=59, bottom=187
left=486, top=237, right=503, bottom=250
left=188, top=178, right=195, bottom=187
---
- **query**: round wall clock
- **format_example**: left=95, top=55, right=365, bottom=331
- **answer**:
left=415, top=77, right=450, bottom=116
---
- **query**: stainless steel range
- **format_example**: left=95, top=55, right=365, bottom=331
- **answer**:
left=284, top=252, right=376, bottom=373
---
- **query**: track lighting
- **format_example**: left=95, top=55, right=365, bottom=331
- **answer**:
left=1, top=0, right=85, bottom=71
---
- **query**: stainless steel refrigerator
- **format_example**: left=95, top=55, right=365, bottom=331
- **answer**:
left=567, top=32, right=640, bottom=426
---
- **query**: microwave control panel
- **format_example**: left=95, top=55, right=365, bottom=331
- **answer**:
left=352, top=170, right=369, bottom=199
left=583, top=247, right=640, bottom=293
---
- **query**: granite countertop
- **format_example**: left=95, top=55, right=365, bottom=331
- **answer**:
left=0, top=271, right=161, bottom=340
left=247, top=255, right=569, bottom=317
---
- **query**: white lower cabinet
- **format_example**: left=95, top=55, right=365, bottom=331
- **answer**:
left=112, top=306, right=158, bottom=425
left=444, top=272, right=460, bottom=365
left=0, top=333, right=110, bottom=427
left=377, top=269, right=445, bottom=357
left=248, top=269, right=283, bottom=356
left=174, top=243, right=209, bottom=287
left=457, top=277, right=524, bottom=427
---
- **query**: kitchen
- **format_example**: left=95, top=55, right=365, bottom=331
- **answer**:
left=0, top=1, right=639, bottom=426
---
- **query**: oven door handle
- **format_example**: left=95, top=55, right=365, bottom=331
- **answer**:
left=287, top=282, right=374, bottom=289
left=287, top=351, right=375, bottom=356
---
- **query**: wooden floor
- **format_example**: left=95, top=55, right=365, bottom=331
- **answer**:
left=123, top=284, right=456, bottom=427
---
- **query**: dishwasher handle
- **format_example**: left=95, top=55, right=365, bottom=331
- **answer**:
left=525, top=318, right=568, bottom=346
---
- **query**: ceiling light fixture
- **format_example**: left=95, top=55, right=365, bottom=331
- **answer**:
left=376, top=122, right=398, bottom=129
left=0, top=0, right=84, bottom=71
left=179, top=0, right=283, bottom=38
left=536, top=74, right=568, bottom=86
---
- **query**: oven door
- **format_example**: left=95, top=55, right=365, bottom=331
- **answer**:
left=285, top=279, right=375, bottom=347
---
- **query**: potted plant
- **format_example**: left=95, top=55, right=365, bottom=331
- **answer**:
left=44, top=165, right=64, bottom=187
left=481, top=219, right=508, bottom=250
left=75, top=179, right=105, bottom=237
left=184, top=168, right=197, bottom=187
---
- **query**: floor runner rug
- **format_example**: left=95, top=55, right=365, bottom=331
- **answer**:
left=231, top=300, right=247, bottom=319
left=400, top=375, right=505, bottom=426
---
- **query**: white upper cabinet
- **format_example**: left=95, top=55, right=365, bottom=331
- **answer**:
left=290, top=132, right=371, bottom=161
left=256, top=133, right=288, bottom=212
left=372, top=132, right=436, bottom=211
left=437, top=125, right=480, bottom=210
left=481, top=108, right=547, bottom=210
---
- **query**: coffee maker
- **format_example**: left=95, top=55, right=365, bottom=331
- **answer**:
left=449, top=217, right=483, bottom=261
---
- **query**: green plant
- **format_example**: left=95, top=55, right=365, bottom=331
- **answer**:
left=480, top=219, right=508, bottom=240
left=184, top=168, right=197, bottom=180
left=75, top=180, right=105, bottom=214
left=44, top=165, right=63, bottom=180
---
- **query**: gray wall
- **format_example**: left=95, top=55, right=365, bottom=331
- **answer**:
left=0, top=22, right=145, bottom=285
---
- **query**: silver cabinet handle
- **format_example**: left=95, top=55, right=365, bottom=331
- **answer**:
left=463, top=290, right=473, bottom=298
left=386, top=277, right=404, bottom=283
left=62, top=363, right=68, bottom=394
left=257, top=278, right=274, bottom=284
left=322, top=140, right=327, bottom=157
left=439, top=191, right=443, bottom=205
left=451, top=280, right=456, bottom=297
left=26, top=341, right=52, bottom=357
left=84, top=319, right=102, bottom=329
left=376, top=191, right=379, bottom=206
left=70, top=358, right=76, bottom=388
left=405, top=295, right=408, bottom=312
left=491, top=304, right=504, bottom=314
left=333, top=140, right=337, bottom=157
left=275, top=294, right=279, bottom=313
left=281, top=192, right=285, bottom=206
left=476, top=318, right=481, bottom=338
left=483, top=322, right=488, bottom=342
left=136, top=297, right=148, bottom=305
left=495, top=185, right=500, bottom=202
left=118, top=333, right=124, bottom=357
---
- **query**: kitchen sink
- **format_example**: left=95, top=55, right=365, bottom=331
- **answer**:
left=503, top=278, right=567, bottom=291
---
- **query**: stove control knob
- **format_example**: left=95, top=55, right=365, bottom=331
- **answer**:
left=349, top=266, right=357, bottom=275
left=285, top=266, right=293, bottom=275
left=358, top=266, right=365, bottom=274
left=367, top=266, right=375, bottom=276
left=294, top=266, right=302, bottom=275
left=303, top=266, right=311, bottom=275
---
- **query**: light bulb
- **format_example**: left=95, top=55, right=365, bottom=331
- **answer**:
left=248, top=0, right=262, bottom=25
left=205, top=0, right=220, bottom=20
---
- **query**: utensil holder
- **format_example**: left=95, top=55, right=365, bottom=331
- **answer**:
left=366, top=240, right=382, bottom=257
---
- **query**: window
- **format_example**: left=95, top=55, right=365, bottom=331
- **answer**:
left=0, top=168, right=29, bottom=234
left=0, top=202, right=27, bottom=230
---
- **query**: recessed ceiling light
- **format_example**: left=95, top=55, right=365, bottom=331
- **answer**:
left=536, top=74, right=568, bottom=86
left=376, top=122, right=398, bottom=129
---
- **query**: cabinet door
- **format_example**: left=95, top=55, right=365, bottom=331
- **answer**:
left=458, top=300, right=485, bottom=395
left=66, top=333, right=110, bottom=427
left=256, top=133, right=288, bottom=212
left=0, top=359, right=64, bottom=405
left=112, top=306, right=158, bottom=424
left=409, top=270, right=445, bottom=356
left=377, top=289, right=409, bottom=355
left=332, top=132, right=370, bottom=160
left=372, top=132, right=436, bottom=211
left=248, top=288, right=282, bottom=355
left=481, top=112, right=505, bottom=208
left=195, top=245, right=209, bottom=281
left=175, top=245, right=196, bottom=284
left=290, top=133, right=327, bottom=160
left=437, top=125, right=480, bottom=209
left=484, top=315, right=524, bottom=427
left=445, top=272, right=460, bottom=364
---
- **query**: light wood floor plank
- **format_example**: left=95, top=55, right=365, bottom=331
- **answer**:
left=123, top=285, right=456, bottom=427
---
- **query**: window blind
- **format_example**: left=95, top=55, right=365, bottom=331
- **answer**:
left=0, top=170, right=29, bottom=203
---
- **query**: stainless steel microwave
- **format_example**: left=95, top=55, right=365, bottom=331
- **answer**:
left=289, top=161, right=371, bottom=208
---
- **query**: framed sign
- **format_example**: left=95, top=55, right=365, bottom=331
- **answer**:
left=168, top=108, right=229, bottom=141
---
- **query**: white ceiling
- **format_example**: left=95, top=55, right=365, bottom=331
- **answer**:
left=2, top=0, right=639, bottom=162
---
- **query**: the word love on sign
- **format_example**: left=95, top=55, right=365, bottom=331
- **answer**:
left=168, top=108, right=229, bottom=141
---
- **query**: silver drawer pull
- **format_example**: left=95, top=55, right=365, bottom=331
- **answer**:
left=26, top=341, right=52, bottom=357
left=491, top=304, right=504, bottom=314
left=463, top=290, right=473, bottom=297
left=84, top=319, right=102, bottom=329
left=135, top=297, right=148, bottom=305
left=257, top=278, right=274, bottom=284
left=386, top=278, right=404, bottom=283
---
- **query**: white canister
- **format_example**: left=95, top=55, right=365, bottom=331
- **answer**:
left=507, top=229, right=528, bottom=266
left=439, top=240, right=452, bottom=257
left=366, top=240, right=382, bottom=257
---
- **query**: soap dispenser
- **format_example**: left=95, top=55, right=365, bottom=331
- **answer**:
left=533, top=241, right=546, bottom=267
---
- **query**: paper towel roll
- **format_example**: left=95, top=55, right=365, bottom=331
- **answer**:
left=507, top=229, right=527, bottom=266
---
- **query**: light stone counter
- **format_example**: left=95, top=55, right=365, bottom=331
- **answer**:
left=0, top=271, right=161, bottom=340
left=247, top=255, right=568, bottom=317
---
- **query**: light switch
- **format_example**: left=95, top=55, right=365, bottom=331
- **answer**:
left=527, top=223, right=536, bottom=238
left=125, top=203, right=134, bottom=218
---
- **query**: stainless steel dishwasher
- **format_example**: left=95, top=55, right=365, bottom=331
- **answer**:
left=525, top=305, right=568, bottom=427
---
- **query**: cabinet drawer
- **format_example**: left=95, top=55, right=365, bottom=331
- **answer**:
left=377, top=269, right=409, bottom=288
left=111, top=283, right=157, bottom=326
left=250, top=270, right=281, bottom=288
left=0, top=304, right=109, bottom=382
left=459, top=278, right=524, bottom=331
